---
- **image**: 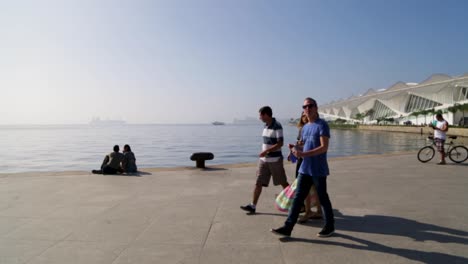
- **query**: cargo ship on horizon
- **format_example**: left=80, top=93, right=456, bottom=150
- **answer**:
left=89, top=117, right=126, bottom=126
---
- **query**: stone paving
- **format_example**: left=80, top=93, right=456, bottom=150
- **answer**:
left=0, top=153, right=467, bottom=264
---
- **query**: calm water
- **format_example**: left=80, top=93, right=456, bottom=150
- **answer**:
left=1, top=124, right=463, bottom=173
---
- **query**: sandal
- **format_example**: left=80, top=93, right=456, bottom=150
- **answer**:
left=298, top=214, right=310, bottom=223
left=308, top=211, right=323, bottom=219
left=298, top=211, right=323, bottom=223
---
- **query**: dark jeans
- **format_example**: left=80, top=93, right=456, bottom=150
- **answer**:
left=285, top=173, right=334, bottom=229
left=295, top=158, right=303, bottom=178
left=102, top=165, right=119, bottom=174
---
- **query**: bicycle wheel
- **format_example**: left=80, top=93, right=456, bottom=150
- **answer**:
left=448, top=146, right=468, bottom=163
left=417, top=146, right=435, bottom=163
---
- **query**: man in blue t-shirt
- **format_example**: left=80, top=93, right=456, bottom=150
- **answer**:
left=271, top=97, right=335, bottom=237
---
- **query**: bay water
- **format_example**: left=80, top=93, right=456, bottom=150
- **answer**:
left=0, top=124, right=451, bottom=173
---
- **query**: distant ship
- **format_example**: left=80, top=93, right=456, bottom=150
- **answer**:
left=212, top=121, right=225, bottom=125
left=89, top=117, right=126, bottom=126
left=288, top=118, right=299, bottom=126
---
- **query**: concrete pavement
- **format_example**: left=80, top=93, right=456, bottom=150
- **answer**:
left=0, top=153, right=467, bottom=264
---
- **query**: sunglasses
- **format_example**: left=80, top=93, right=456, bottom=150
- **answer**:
left=302, top=103, right=316, bottom=109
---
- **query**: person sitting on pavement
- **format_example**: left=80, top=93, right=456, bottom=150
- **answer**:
left=92, top=145, right=124, bottom=174
left=122, top=144, right=137, bottom=173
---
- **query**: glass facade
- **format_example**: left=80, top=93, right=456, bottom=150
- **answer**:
left=404, top=94, right=442, bottom=113
left=455, top=86, right=468, bottom=101
left=371, top=100, right=397, bottom=119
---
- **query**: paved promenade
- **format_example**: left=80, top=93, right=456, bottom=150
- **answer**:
left=0, top=153, right=467, bottom=264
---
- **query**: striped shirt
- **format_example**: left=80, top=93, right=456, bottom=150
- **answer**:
left=261, top=118, right=284, bottom=162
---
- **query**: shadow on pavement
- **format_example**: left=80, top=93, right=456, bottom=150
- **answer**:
left=200, top=167, right=228, bottom=171
left=280, top=233, right=468, bottom=264
left=280, top=209, right=468, bottom=263
left=332, top=210, right=468, bottom=244
left=254, top=212, right=290, bottom=217
left=448, top=162, right=468, bottom=167
left=103, top=171, right=150, bottom=177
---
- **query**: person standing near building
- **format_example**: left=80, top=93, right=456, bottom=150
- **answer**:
left=430, top=113, right=449, bottom=165
left=271, top=97, right=335, bottom=237
left=240, top=106, right=289, bottom=214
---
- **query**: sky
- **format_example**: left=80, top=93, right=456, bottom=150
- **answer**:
left=1, top=0, right=468, bottom=124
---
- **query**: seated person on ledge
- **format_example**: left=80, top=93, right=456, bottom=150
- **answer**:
left=92, top=145, right=124, bottom=174
left=122, top=144, right=137, bottom=173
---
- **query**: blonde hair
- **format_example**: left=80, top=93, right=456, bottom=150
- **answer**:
left=297, top=113, right=308, bottom=128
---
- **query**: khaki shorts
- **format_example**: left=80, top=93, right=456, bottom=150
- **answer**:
left=256, top=158, right=288, bottom=187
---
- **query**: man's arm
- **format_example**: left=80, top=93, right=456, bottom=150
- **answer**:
left=441, top=122, right=448, bottom=132
left=259, top=139, right=284, bottom=157
left=294, top=136, right=329, bottom=158
left=101, top=155, right=109, bottom=169
left=433, top=122, right=449, bottom=132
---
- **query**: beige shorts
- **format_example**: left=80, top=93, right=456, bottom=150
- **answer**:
left=256, top=158, right=288, bottom=187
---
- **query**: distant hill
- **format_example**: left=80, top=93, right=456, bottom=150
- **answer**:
left=232, top=117, right=258, bottom=125
left=233, top=117, right=298, bottom=126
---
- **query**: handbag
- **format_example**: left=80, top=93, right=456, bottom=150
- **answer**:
left=275, top=179, right=298, bottom=212
left=274, top=179, right=316, bottom=212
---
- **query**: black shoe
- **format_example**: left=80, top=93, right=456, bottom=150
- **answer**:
left=240, top=204, right=256, bottom=214
left=91, top=170, right=102, bottom=174
left=270, top=226, right=292, bottom=237
left=317, top=225, right=335, bottom=237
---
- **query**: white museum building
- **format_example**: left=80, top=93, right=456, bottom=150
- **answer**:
left=319, top=73, right=468, bottom=126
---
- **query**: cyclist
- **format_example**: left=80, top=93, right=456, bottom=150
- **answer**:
left=429, top=113, right=449, bottom=165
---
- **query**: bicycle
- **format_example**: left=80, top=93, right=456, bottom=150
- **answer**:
left=417, top=135, right=468, bottom=163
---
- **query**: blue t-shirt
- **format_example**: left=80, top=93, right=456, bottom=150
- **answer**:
left=299, top=118, right=330, bottom=177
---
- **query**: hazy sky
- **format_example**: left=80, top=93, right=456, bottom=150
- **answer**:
left=2, top=0, right=468, bottom=124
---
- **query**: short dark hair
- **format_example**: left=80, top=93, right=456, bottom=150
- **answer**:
left=436, top=113, right=443, bottom=119
left=124, top=144, right=131, bottom=152
left=259, top=106, right=273, bottom=117
left=113, top=145, right=119, bottom=152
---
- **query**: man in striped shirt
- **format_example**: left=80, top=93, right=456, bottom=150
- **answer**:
left=240, top=106, right=289, bottom=214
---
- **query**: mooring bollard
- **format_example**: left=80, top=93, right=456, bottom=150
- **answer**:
left=190, top=152, right=214, bottom=168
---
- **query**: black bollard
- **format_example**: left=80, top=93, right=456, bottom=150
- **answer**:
left=190, top=152, right=214, bottom=168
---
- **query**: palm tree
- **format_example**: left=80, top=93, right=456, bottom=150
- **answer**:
left=447, top=104, right=459, bottom=125
left=376, top=117, right=385, bottom=125
left=456, top=103, right=468, bottom=126
left=385, top=117, right=395, bottom=124
left=353, top=113, right=365, bottom=124
left=365, top=109, right=375, bottom=121
left=420, top=109, right=429, bottom=125
left=460, top=103, right=468, bottom=122
left=427, top=108, right=436, bottom=122
left=410, top=110, right=421, bottom=125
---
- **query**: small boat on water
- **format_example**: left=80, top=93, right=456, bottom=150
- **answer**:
left=89, top=117, right=126, bottom=126
left=212, top=121, right=225, bottom=125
